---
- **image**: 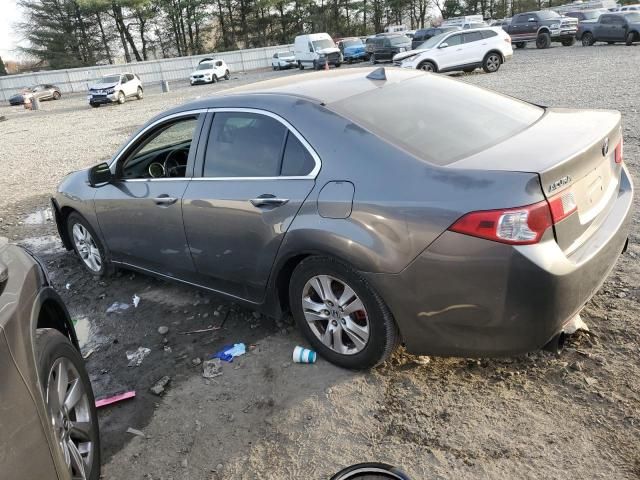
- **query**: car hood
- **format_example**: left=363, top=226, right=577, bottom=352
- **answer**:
left=393, top=47, right=430, bottom=62
left=90, top=82, right=117, bottom=90
left=317, top=47, right=340, bottom=55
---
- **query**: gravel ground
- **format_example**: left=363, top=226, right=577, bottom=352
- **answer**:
left=0, top=44, right=639, bottom=480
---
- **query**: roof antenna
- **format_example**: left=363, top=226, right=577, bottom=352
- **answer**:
left=366, top=67, right=387, bottom=81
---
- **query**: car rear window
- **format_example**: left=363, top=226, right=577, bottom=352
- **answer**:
left=330, top=75, right=543, bottom=166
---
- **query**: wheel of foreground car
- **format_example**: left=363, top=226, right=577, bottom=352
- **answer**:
left=418, top=61, right=436, bottom=72
left=536, top=32, right=551, bottom=49
left=136, top=87, right=143, bottom=100
left=582, top=32, right=595, bottom=46
left=36, top=329, right=100, bottom=480
left=626, top=32, right=636, bottom=46
left=482, top=52, right=502, bottom=73
left=117, top=91, right=125, bottom=104
left=289, top=256, right=399, bottom=369
left=224, top=69, right=230, bottom=80
left=561, top=37, right=576, bottom=46
left=515, top=42, right=526, bottom=49
left=53, top=91, right=61, bottom=100
left=67, top=212, right=110, bottom=276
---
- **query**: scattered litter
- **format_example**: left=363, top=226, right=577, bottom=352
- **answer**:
left=107, top=302, right=130, bottom=314
left=413, top=356, right=431, bottom=366
left=126, top=427, right=145, bottom=438
left=150, top=376, right=171, bottom=396
left=82, top=348, right=95, bottom=360
left=293, top=346, right=317, bottom=364
left=202, top=358, right=223, bottom=378
left=157, top=325, right=169, bottom=335
left=133, top=294, right=140, bottom=308
left=210, top=343, right=246, bottom=362
left=126, top=347, right=151, bottom=367
left=178, top=326, right=220, bottom=335
left=564, top=314, right=589, bottom=335
left=95, top=390, right=136, bottom=408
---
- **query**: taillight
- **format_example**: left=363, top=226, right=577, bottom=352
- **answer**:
left=448, top=200, right=553, bottom=245
left=615, top=138, right=623, bottom=164
left=548, top=190, right=577, bottom=223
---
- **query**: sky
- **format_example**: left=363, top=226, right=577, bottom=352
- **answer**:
left=0, top=0, right=24, bottom=60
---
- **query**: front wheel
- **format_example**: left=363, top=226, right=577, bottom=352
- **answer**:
left=289, top=256, right=399, bottom=369
left=335, top=62, right=341, bottom=68
left=67, top=212, right=110, bottom=276
left=536, top=32, right=551, bottom=49
left=561, top=37, right=576, bottom=46
left=626, top=32, right=636, bottom=46
left=224, top=69, right=230, bottom=80
left=136, top=87, right=143, bottom=100
left=515, top=42, right=526, bottom=49
left=37, top=329, right=101, bottom=480
left=117, top=91, right=125, bottom=104
left=582, top=32, right=595, bottom=46
left=53, top=91, right=61, bottom=100
left=418, top=60, right=436, bottom=72
left=482, top=52, right=502, bottom=73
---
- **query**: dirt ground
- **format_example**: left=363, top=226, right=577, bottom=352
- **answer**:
left=0, top=45, right=639, bottom=480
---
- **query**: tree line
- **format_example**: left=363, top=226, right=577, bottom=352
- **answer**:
left=12, top=0, right=628, bottom=70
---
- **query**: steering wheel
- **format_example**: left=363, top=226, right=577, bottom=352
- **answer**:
left=163, top=147, right=188, bottom=178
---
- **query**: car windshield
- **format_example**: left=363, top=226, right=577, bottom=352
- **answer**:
left=624, top=11, right=640, bottom=20
left=197, top=63, right=214, bottom=70
left=101, top=75, right=120, bottom=84
left=390, top=35, right=410, bottom=45
left=343, top=39, right=363, bottom=47
left=312, top=39, right=335, bottom=50
left=537, top=10, right=561, bottom=19
left=418, top=32, right=449, bottom=49
left=331, top=75, right=544, bottom=166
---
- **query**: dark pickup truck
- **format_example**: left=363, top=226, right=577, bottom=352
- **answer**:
left=503, top=10, right=579, bottom=48
left=577, top=12, right=640, bottom=46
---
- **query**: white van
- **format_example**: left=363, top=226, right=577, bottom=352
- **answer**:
left=294, top=33, right=343, bottom=70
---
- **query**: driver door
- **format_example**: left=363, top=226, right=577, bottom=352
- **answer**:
left=93, top=111, right=205, bottom=277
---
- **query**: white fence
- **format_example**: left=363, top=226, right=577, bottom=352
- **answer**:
left=0, top=44, right=294, bottom=102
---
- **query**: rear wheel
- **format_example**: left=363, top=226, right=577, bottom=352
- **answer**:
left=582, top=32, right=595, bottom=46
left=67, top=212, right=110, bottom=276
left=136, top=87, right=143, bottom=100
left=482, top=52, right=502, bottom=73
left=536, top=32, right=551, bottom=49
left=289, top=256, right=399, bottom=369
left=36, top=329, right=101, bottom=480
left=515, top=41, right=526, bottom=49
left=561, top=37, right=576, bottom=46
left=418, top=60, right=436, bottom=72
left=117, top=91, right=125, bottom=104
left=211, top=74, right=218, bottom=83
left=626, top=32, right=636, bottom=46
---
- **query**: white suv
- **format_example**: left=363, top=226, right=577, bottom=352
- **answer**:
left=88, top=73, right=143, bottom=107
left=393, top=27, right=512, bottom=74
left=190, top=59, right=230, bottom=85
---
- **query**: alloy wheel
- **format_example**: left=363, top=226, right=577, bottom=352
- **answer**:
left=72, top=223, right=102, bottom=272
left=420, top=62, right=434, bottom=72
left=301, top=275, right=370, bottom=355
left=45, top=357, right=95, bottom=480
left=486, top=54, right=500, bottom=72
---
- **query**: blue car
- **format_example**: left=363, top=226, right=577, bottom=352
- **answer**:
left=338, top=37, right=368, bottom=63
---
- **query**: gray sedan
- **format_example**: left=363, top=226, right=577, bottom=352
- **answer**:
left=52, top=68, right=633, bottom=369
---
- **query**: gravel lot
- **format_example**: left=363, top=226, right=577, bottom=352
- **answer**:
left=0, top=44, right=639, bottom=480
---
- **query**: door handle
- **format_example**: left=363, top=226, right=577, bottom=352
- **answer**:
left=250, top=195, right=289, bottom=208
left=153, top=195, right=178, bottom=206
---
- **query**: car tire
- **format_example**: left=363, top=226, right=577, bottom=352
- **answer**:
left=53, top=91, right=61, bottom=100
left=116, top=91, right=125, bottom=104
left=136, top=87, right=143, bottom=100
left=515, top=41, right=526, bottom=49
left=561, top=37, right=576, bottom=46
left=36, top=329, right=101, bottom=480
left=224, top=69, right=230, bottom=80
left=370, top=54, right=376, bottom=64
left=626, top=32, right=636, bottom=46
left=482, top=52, right=502, bottom=73
left=289, top=256, right=399, bottom=370
left=90, top=103, right=100, bottom=108
left=335, top=62, right=341, bottom=67
left=582, top=32, right=595, bottom=46
left=418, top=60, right=436, bottom=72
left=536, top=32, right=551, bottom=49
left=298, top=61, right=304, bottom=70
left=66, top=212, right=111, bottom=277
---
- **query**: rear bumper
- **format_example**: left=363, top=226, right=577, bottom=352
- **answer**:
left=364, top=166, right=633, bottom=357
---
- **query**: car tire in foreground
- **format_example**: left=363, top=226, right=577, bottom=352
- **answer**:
left=289, top=256, right=399, bottom=370
left=136, top=87, right=143, bottom=100
left=536, top=32, right=551, bottom=49
left=66, top=212, right=111, bottom=277
left=418, top=60, right=437, bottom=72
left=482, top=52, right=502, bottom=73
left=582, top=32, right=595, bottom=46
left=36, top=329, right=101, bottom=480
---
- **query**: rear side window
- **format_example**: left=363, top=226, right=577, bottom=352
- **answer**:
left=281, top=133, right=315, bottom=176
left=463, top=32, right=483, bottom=43
left=331, top=75, right=543, bottom=166
left=481, top=30, right=498, bottom=39
left=203, top=112, right=287, bottom=177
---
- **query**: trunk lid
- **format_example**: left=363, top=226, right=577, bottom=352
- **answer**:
left=451, top=108, right=623, bottom=253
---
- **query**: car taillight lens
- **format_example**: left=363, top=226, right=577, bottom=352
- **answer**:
left=547, top=190, right=577, bottom=223
left=615, top=138, right=623, bottom=164
left=448, top=200, right=553, bottom=245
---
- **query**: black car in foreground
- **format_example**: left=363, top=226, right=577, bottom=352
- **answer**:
left=369, top=34, right=412, bottom=63
left=8, top=84, right=62, bottom=105
left=577, top=11, right=640, bottom=45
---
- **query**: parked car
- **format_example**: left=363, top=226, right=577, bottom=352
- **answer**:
left=411, top=26, right=461, bottom=50
left=88, top=73, right=143, bottom=107
left=365, top=35, right=378, bottom=56
left=337, top=37, right=368, bottom=63
left=564, top=8, right=608, bottom=21
left=8, top=84, right=62, bottom=105
left=618, top=4, right=640, bottom=11
left=295, top=33, right=343, bottom=69
left=441, top=14, right=487, bottom=29
left=271, top=51, right=296, bottom=70
left=502, top=10, right=579, bottom=48
left=395, top=27, right=512, bottom=73
left=369, top=34, right=412, bottom=63
left=190, top=59, right=230, bottom=84
left=0, top=242, right=100, bottom=478
left=52, top=67, right=632, bottom=369
left=577, top=12, right=640, bottom=45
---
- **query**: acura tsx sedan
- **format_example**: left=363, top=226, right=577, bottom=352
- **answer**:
left=52, top=67, right=633, bottom=369
left=0, top=241, right=100, bottom=479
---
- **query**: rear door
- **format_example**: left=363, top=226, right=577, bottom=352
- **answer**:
left=182, top=109, right=319, bottom=302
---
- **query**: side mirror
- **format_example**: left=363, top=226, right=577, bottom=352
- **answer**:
left=439, top=42, right=449, bottom=48
left=88, top=162, right=113, bottom=187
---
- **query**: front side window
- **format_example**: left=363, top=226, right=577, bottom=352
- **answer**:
left=600, top=15, right=612, bottom=24
left=126, top=73, right=134, bottom=81
left=120, top=117, right=199, bottom=179
left=444, top=34, right=463, bottom=46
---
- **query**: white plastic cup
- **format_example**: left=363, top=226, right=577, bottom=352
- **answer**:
left=293, top=346, right=317, bottom=364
